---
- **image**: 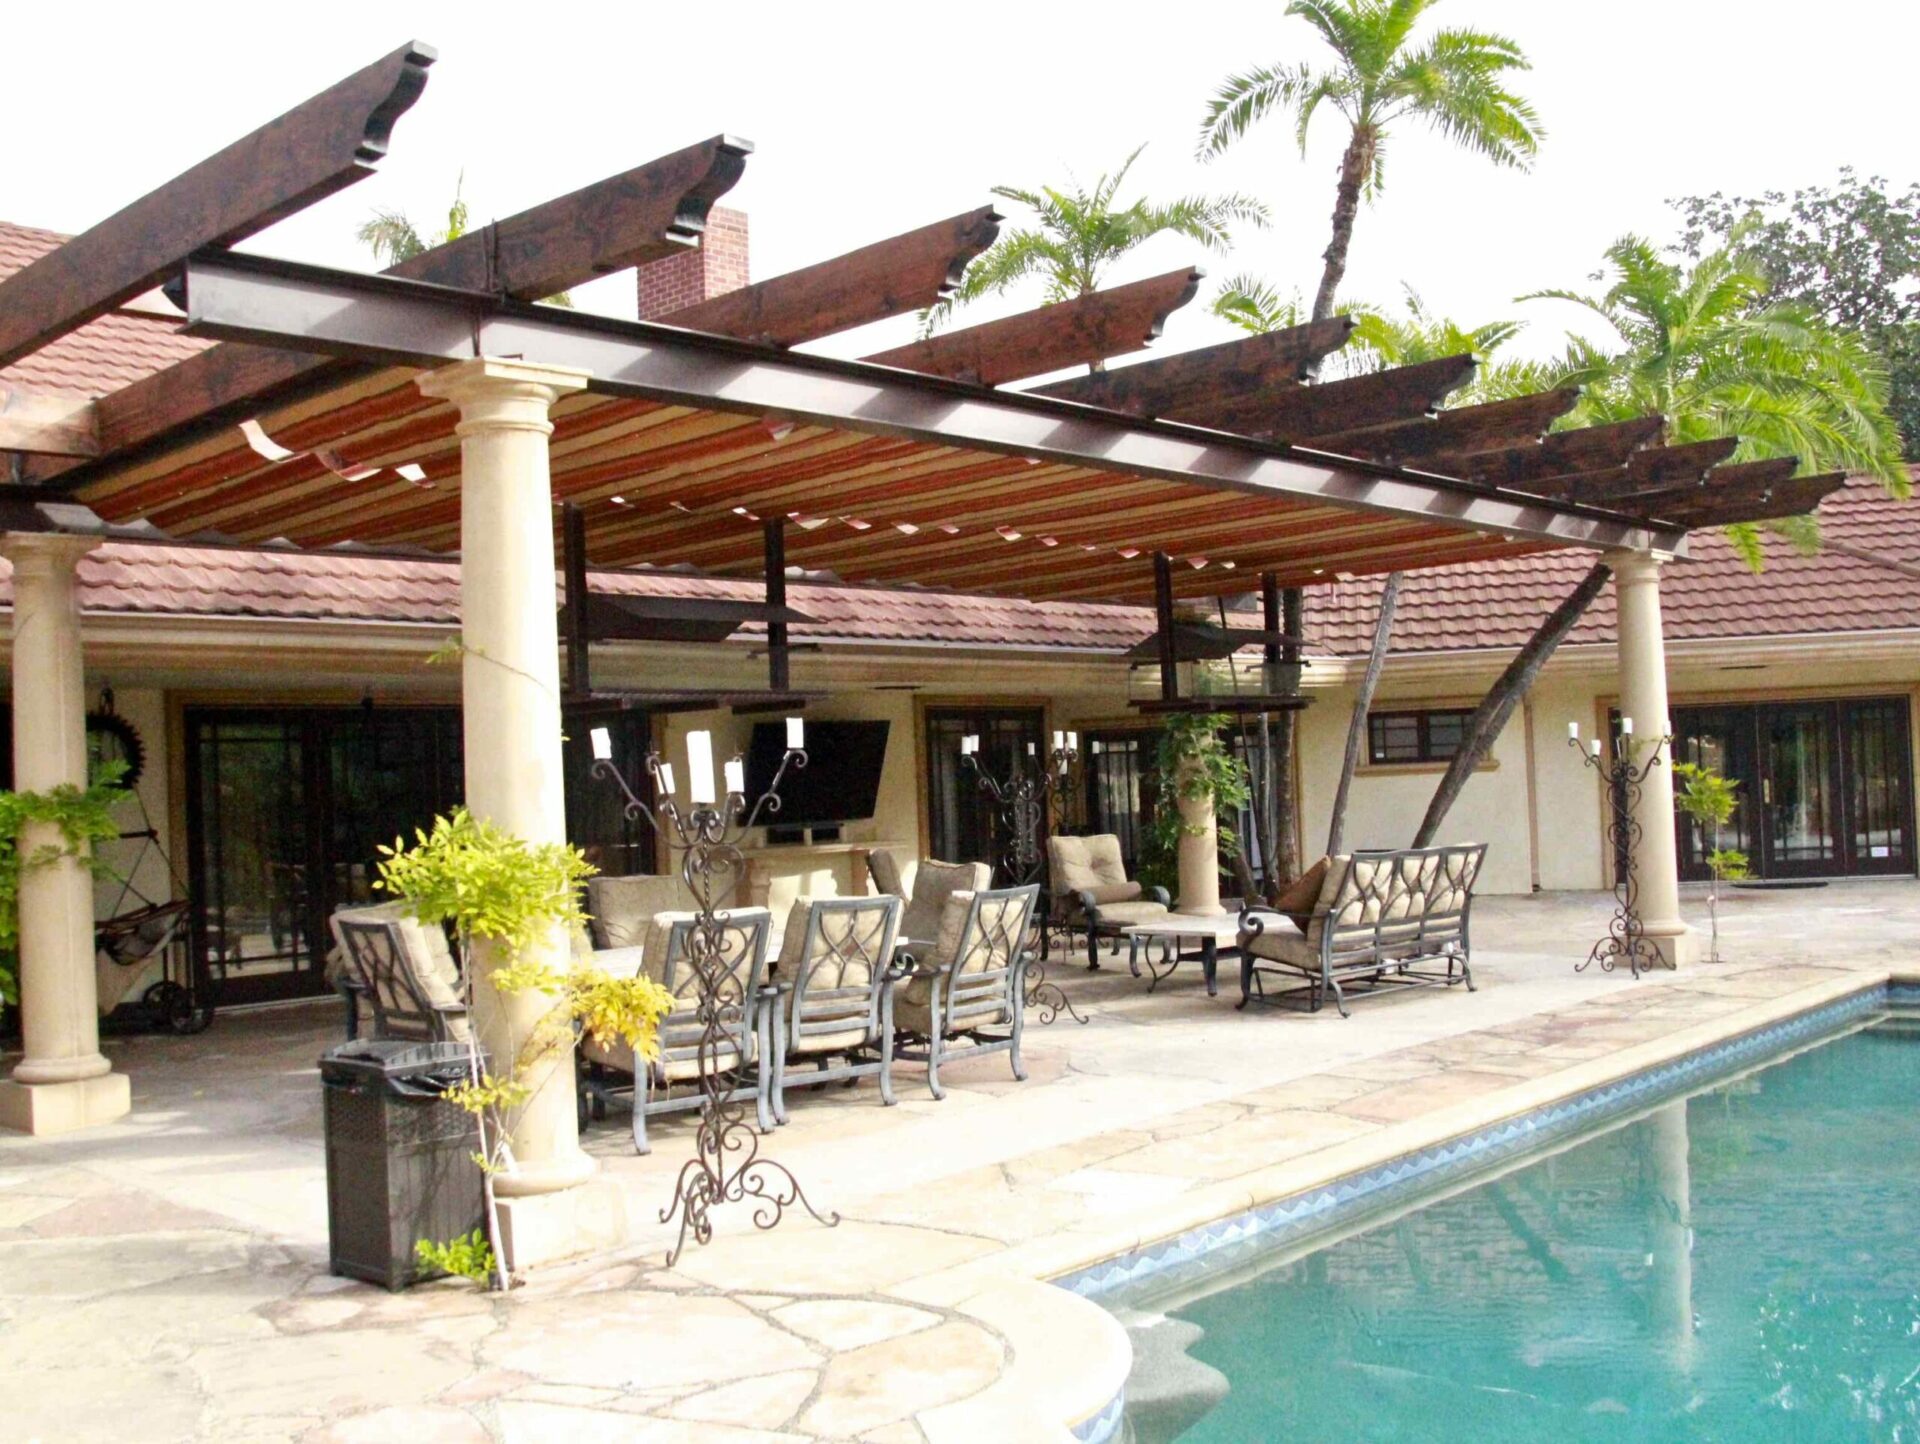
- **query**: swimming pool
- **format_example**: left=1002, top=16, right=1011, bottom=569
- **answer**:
left=1098, top=1003, right=1919, bottom=1442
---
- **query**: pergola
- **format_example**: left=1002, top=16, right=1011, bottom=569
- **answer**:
left=0, top=43, right=1840, bottom=1244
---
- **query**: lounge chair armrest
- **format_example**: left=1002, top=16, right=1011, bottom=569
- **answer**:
left=1146, top=884, right=1171, bottom=907
left=1072, top=888, right=1101, bottom=920
left=430, top=999, right=469, bottom=1018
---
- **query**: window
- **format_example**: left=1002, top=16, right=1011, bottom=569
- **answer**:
left=1366, top=707, right=1473, bottom=765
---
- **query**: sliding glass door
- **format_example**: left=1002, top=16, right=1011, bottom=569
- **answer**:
left=923, top=706, right=1046, bottom=882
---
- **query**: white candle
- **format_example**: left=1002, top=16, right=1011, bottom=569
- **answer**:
left=658, top=761, right=676, bottom=796
left=1090, top=739, right=1103, bottom=755
left=962, top=734, right=978, bottom=756
left=1053, top=730, right=1065, bottom=750
left=1589, top=739, right=1602, bottom=758
left=687, top=730, right=716, bottom=804
left=1066, top=731, right=1078, bottom=751
left=590, top=726, right=613, bottom=761
left=786, top=715, right=805, bottom=750
left=1620, top=715, right=1635, bottom=735
left=724, top=757, right=745, bottom=795
left=1566, top=721, right=1579, bottom=741
left=1027, top=741, right=1036, bottom=756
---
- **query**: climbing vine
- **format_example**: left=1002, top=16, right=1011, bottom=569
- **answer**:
left=0, top=762, right=130, bottom=1006
left=1139, top=714, right=1251, bottom=894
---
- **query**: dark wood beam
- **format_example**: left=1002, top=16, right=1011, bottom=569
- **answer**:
left=1305, top=387, right=1582, bottom=465
left=860, top=269, right=1201, bottom=385
left=1467, top=417, right=1666, bottom=490
left=1153, top=551, right=1179, bottom=702
left=0, top=41, right=434, bottom=370
left=37, top=135, right=753, bottom=485
left=764, top=517, right=790, bottom=692
left=1200, top=356, right=1476, bottom=441
left=0, top=386, right=99, bottom=456
left=168, top=250, right=1684, bottom=555
left=1627, top=457, right=1798, bottom=517
left=1028, top=316, right=1354, bottom=416
left=1657, top=472, right=1846, bottom=528
left=659, top=207, right=1001, bottom=347
left=1565, top=438, right=1742, bottom=505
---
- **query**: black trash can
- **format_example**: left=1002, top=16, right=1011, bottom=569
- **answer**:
left=319, top=1040, right=486, bottom=1290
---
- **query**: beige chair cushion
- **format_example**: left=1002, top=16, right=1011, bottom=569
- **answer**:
left=1242, top=916, right=1316, bottom=968
left=1048, top=834, right=1129, bottom=895
left=586, top=910, right=766, bottom=1079
left=1084, top=880, right=1143, bottom=906
left=1090, top=898, right=1169, bottom=928
left=779, top=896, right=896, bottom=1055
left=866, top=848, right=908, bottom=902
left=902, top=858, right=991, bottom=946
left=895, top=888, right=1027, bottom=1037
left=330, top=903, right=469, bottom=1043
left=586, top=873, right=691, bottom=949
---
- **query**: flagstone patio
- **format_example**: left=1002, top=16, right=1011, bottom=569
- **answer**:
left=2, top=882, right=1913, bottom=1442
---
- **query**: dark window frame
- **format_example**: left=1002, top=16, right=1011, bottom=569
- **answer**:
left=1365, top=707, right=1475, bottom=765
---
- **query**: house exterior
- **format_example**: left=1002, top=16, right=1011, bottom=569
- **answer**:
left=3, top=217, right=1913, bottom=1021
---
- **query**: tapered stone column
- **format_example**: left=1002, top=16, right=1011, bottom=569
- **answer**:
left=1607, top=549, right=1697, bottom=968
left=1174, top=769, right=1223, bottom=916
left=417, top=360, right=591, bottom=1205
left=0, top=532, right=129, bottom=1135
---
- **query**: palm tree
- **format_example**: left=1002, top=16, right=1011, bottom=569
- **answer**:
left=922, top=145, right=1269, bottom=355
left=1347, top=285, right=1550, bottom=399
left=1197, top=0, right=1544, bottom=324
left=357, top=178, right=572, bottom=306
left=1528, top=230, right=1908, bottom=561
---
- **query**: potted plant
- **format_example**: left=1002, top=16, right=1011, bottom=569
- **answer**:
left=1673, top=761, right=1749, bottom=964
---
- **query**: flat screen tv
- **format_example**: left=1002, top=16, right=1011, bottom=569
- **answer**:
left=744, top=720, right=890, bottom=827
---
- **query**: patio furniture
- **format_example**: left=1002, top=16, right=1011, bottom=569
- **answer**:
left=1119, top=912, right=1241, bottom=997
left=585, top=872, right=695, bottom=949
left=1237, top=844, right=1486, bottom=1017
left=767, top=895, right=903, bottom=1121
left=1047, top=833, right=1170, bottom=969
left=578, top=906, right=774, bottom=1153
left=327, top=903, right=470, bottom=1043
left=866, top=851, right=992, bottom=954
left=888, top=883, right=1039, bottom=1100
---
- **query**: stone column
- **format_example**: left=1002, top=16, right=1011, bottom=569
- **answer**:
left=1174, top=767, right=1223, bottom=916
left=1607, top=549, right=1697, bottom=969
left=1645, top=1101, right=1695, bottom=1368
left=417, top=360, right=591, bottom=1201
left=0, top=532, right=130, bottom=1135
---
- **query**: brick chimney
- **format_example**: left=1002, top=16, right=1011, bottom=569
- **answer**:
left=636, top=206, right=749, bottom=319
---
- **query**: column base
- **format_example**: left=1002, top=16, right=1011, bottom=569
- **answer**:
left=496, top=1175, right=634, bottom=1271
left=1644, top=923, right=1700, bottom=971
left=1173, top=905, right=1229, bottom=918
left=0, top=1070, right=130, bottom=1135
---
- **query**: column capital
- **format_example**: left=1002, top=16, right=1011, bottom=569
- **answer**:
left=415, top=358, right=589, bottom=435
left=1601, top=547, right=1678, bottom=581
left=0, top=531, right=102, bottom=570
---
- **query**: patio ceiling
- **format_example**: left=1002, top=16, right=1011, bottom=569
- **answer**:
left=0, top=42, right=1843, bottom=607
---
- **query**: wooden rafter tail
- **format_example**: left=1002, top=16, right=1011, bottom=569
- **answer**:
left=1205, top=354, right=1476, bottom=442
left=0, top=385, right=99, bottom=457
left=36, top=136, right=758, bottom=487
left=1029, top=315, right=1355, bottom=416
left=860, top=268, right=1203, bottom=386
left=660, top=206, right=1003, bottom=347
left=1307, top=386, right=1582, bottom=466
left=408, top=133, right=753, bottom=297
left=0, top=40, right=435, bottom=371
left=1470, top=416, right=1665, bottom=490
left=1571, top=437, right=1742, bottom=505
left=1656, top=470, right=1845, bottom=528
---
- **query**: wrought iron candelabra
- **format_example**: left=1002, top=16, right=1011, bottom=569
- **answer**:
left=590, top=721, right=837, bottom=1265
left=959, top=731, right=1088, bottom=1025
left=1568, top=719, right=1671, bottom=980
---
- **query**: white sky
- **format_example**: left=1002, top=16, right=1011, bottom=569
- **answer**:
left=6, top=1, right=1914, bottom=368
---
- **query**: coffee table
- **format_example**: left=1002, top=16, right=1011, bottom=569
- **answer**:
left=1119, top=913, right=1242, bottom=997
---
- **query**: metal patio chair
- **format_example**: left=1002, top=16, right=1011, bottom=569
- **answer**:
left=327, top=903, right=470, bottom=1043
left=888, top=883, right=1039, bottom=1100
left=767, top=894, right=903, bottom=1121
left=1047, top=833, right=1170, bottom=968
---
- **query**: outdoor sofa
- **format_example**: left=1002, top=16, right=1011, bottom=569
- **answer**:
left=1237, top=843, right=1486, bottom=1017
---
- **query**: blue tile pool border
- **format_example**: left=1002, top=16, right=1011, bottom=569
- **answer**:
left=1060, top=980, right=1897, bottom=1442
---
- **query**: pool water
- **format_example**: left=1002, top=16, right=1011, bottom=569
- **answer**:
left=1109, top=1017, right=1920, bottom=1443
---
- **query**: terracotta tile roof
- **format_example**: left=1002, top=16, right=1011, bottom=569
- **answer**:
left=0, top=542, right=1153, bottom=652
left=0, top=221, right=209, bottom=398
left=1303, top=475, right=1920, bottom=656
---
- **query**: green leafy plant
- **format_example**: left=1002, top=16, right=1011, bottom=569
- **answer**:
left=1674, top=761, right=1748, bottom=963
left=1143, top=714, right=1251, bottom=898
left=414, top=1229, right=496, bottom=1286
left=374, top=808, right=672, bottom=1289
left=0, top=762, right=132, bottom=1011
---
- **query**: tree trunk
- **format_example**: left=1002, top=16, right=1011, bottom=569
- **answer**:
left=1310, top=128, right=1372, bottom=325
left=1326, top=571, right=1401, bottom=857
left=1412, top=561, right=1613, bottom=848
left=1270, top=587, right=1304, bottom=888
